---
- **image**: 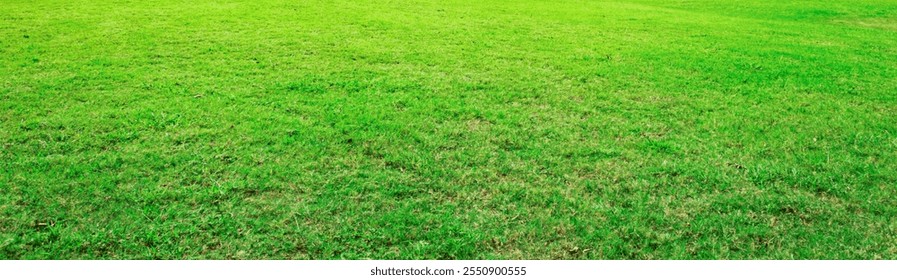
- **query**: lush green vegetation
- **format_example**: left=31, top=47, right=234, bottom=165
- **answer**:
left=2, top=0, right=896, bottom=259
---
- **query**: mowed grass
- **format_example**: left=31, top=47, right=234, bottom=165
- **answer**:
left=2, top=0, right=897, bottom=259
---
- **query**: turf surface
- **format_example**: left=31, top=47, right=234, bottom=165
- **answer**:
left=2, top=0, right=896, bottom=259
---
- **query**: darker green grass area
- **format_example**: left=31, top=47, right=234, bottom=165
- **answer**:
left=1, top=0, right=896, bottom=259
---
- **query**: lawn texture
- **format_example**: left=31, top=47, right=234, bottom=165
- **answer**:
left=1, top=0, right=896, bottom=259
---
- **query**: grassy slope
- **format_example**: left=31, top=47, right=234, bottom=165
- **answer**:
left=1, top=0, right=896, bottom=259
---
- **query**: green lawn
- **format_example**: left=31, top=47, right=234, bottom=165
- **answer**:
left=2, top=0, right=896, bottom=259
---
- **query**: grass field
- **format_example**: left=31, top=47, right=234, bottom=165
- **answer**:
left=2, top=0, right=897, bottom=259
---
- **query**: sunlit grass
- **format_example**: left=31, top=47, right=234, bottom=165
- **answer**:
left=1, top=0, right=896, bottom=259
